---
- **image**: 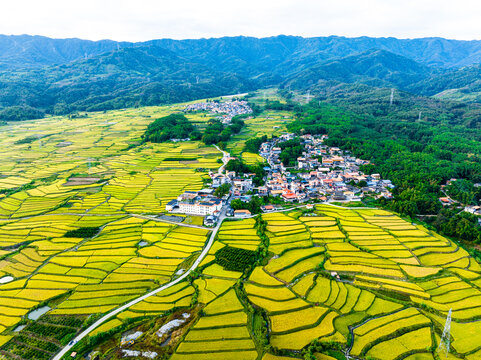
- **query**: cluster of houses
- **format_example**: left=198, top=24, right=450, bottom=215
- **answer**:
left=211, top=170, right=254, bottom=196
left=184, top=100, right=253, bottom=123
left=165, top=187, right=254, bottom=225
left=165, top=133, right=399, bottom=221
left=258, top=134, right=395, bottom=202
left=166, top=190, right=223, bottom=224
left=441, top=179, right=481, bottom=217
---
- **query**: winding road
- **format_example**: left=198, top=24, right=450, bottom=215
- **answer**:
left=213, top=144, right=230, bottom=175
left=53, top=204, right=228, bottom=360
left=53, top=144, right=233, bottom=359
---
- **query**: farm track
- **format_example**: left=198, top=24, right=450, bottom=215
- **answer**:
left=53, top=146, right=234, bottom=360
left=52, top=204, right=228, bottom=360
left=0, top=213, right=209, bottom=229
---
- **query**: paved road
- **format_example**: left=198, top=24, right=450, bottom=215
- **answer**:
left=53, top=203, right=229, bottom=360
left=214, top=145, right=230, bottom=175
left=130, top=214, right=208, bottom=229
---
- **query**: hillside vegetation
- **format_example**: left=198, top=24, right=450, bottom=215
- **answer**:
left=4, top=35, right=481, bottom=118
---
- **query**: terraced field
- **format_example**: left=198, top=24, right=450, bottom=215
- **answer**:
left=132, top=204, right=481, bottom=360
left=0, top=103, right=222, bottom=359
left=225, top=110, right=294, bottom=159
left=237, top=205, right=481, bottom=359
left=2, top=100, right=481, bottom=360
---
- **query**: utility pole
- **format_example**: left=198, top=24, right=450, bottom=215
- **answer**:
left=437, top=309, right=452, bottom=359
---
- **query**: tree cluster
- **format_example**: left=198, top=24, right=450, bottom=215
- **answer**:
left=288, top=95, right=481, bottom=244
left=142, top=113, right=196, bottom=142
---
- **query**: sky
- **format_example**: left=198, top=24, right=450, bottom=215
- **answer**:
left=1, top=0, right=481, bottom=42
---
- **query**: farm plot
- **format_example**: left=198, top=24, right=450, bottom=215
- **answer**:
left=263, top=212, right=312, bottom=254
left=225, top=110, right=294, bottom=156
left=171, top=262, right=258, bottom=360
left=0, top=315, right=86, bottom=360
left=0, top=214, right=209, bottom=333
left=0, top=103, right=226, bottom=346
left=217, top=218, right=261, bottom=251
left=227, top=205, right=481, bottom=358
left=3, top=103, right=481, bottom=359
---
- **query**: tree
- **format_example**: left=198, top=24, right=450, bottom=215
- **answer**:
left=214, top=183, right=231, bottom=197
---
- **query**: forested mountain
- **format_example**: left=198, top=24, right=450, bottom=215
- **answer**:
left=0, top=34, right=131, bottom=70
left=407, top=64, right=481, bottom=101
left=4, top=34, right=481, bottom=71
left=284, top=49, right=432, bottom=90
left=3, top=34, right=481, bottom=119
left=0, top=46, right=254, bottom=114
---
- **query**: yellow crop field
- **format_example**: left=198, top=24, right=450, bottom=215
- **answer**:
left=185, top=326, right=251, bottom=341
left=270, top=311, right=337, bottom=350
left=172, top=351, right=258, bottom=360
left=194, top=311, right=248, bottom=328
left=203, top=289, right=244, bottom=314
left=248, top=295, right=310, bottom=313
left=366, top=327, right=432, bottom=360
left=1, top=104, right=481, bottom=360
left=270, top=306, right=328, bottom=332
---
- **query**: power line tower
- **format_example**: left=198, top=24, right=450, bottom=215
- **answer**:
left=437, top=309, right=452, bottom=359
left=418, top=111, right=422, bottom=121
left=196, top=76, right=200, bottom=84
left=390, top=88, right=395, bottom=106
left=306, top=91, right=311, bottom=104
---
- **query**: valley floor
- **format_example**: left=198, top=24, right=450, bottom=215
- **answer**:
left=0, top=99, right=479, bottom=360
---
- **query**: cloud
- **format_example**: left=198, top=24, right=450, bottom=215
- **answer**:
left=0, top=0, right=480, bottom=41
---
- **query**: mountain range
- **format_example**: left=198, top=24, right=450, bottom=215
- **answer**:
left=2, top=34, right=481, bottom=119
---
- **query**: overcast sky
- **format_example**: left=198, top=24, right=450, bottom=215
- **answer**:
left=1, top=0, right=480, bottom=42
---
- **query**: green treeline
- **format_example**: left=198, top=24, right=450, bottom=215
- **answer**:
left=287, top=94, right=481, bottom=243
left=143, top=113, right=245, bottom=147
left=244, top=135, right=267, bottom=153
left=278, top=138, right=304, bottom=166
left=142, top=114, right=197, bottom=142
left=0, top=105, right=45, bottom=121
left=202, top=117, right=245, bottom=145
left=225, top=158, right=266, bottom=186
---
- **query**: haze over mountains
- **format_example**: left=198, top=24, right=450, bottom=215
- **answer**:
left=2, top=34, right=481, bottom=118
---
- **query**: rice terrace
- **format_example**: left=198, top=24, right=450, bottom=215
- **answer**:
left=0, top=92, right=479, bottom=360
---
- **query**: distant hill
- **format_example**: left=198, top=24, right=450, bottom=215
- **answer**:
left=3, top=34, right=481, bottom=117
left=4, top=34, right=481, bottom=71
left=284, top=49, right=432, bottom=90
left=407, top=64, right=481, bottom=101
left=0, top=46, right=254, bottom=115
left=0, top=34, right=132, bottom=70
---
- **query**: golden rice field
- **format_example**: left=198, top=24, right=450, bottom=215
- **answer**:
left=226, top=110, right=294, bottom=156
left=132, top=203, right=481, bottom=360
left=0, top=103, right=223, bottom=357
left=228, top=205, right=481, bottom=359
left=2, top=100, right=481, bottom=360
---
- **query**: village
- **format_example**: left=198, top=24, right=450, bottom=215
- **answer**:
left=256, top=133, right=395, bottom=202
left=166, top=132, right=397, bottom=225
left=184, top=99, right=253, bottom=123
